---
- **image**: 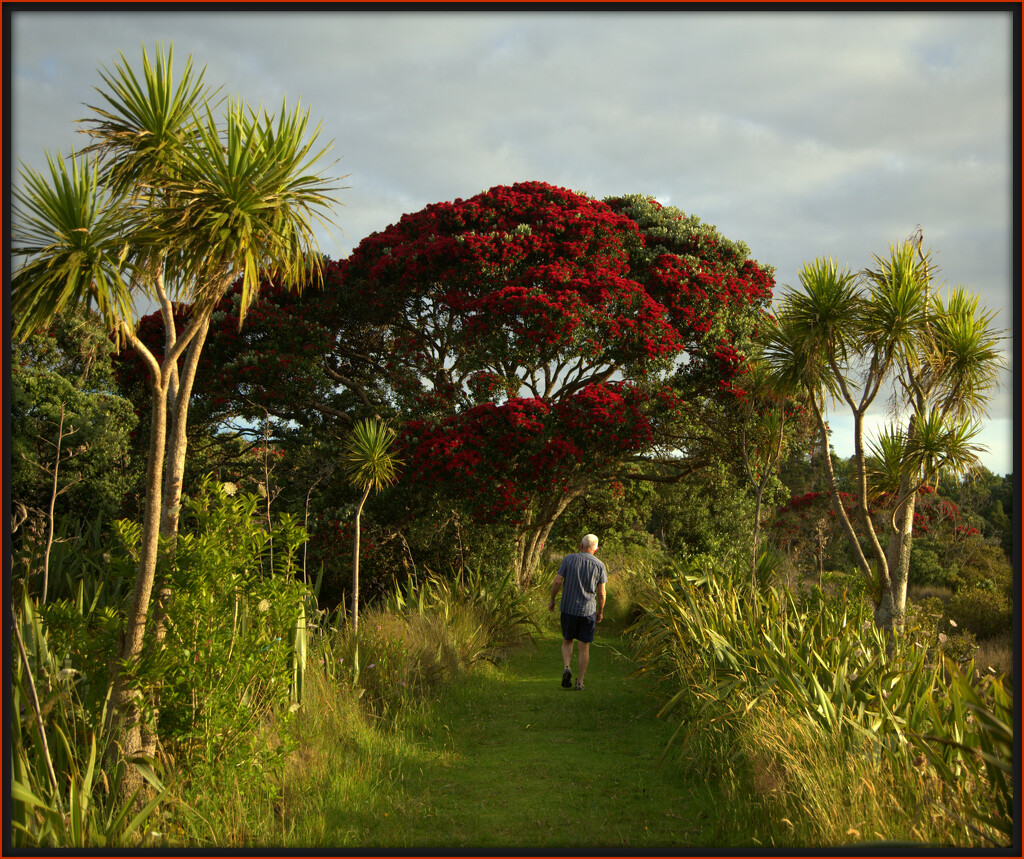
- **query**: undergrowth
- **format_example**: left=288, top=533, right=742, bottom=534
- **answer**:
left=629, top=553, right=1013, bottom=848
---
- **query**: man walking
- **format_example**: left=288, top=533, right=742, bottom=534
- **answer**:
left=548, top=534, right=607, bottom=691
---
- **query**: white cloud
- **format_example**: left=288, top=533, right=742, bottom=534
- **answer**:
left=8, top=8, right=1015, bottom=474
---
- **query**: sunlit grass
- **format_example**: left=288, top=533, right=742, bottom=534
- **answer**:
left=156, top=559, right=1011, bottom=849
left=275, top=621, right=726, bottom=849
left=718, top=698, right=970, bottom=847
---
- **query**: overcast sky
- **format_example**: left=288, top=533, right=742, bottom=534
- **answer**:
left=8, top=7, right=1017, bottom=475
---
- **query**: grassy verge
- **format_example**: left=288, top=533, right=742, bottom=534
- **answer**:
left=281, top=617, right=727, bottom=849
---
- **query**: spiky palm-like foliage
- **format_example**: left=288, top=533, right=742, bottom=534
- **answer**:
left=767, top=240, right=1005, bottom=634
left=11, top=43, right=341, bottom=797
left=343, top=419, right=402, bottom=634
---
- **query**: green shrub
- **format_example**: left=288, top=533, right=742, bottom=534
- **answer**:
left=938, top=629, right=978, bottom=667
left=946, top=587, right=1013, bottom=640
left=908, top=544, right=955, bottom=588
left=153, top=480, right=313, bottom=761
left=953, top=541, right=1013, bottom=594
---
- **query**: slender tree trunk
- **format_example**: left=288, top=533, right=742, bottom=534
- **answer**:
left=352, top=485, right=371, bottom=634
left=850, top=408, right=891, bottom=597
left=741, top=399, right=787, bottom=584
left=751, top=484, right=765, bottom=584
left=107, top=365, right=170, bottom=801
left=808, top=395, right=872, bottom=583
left=878, top=480, right=916, bottom=636
left=41, top=403, right=75, bottom=605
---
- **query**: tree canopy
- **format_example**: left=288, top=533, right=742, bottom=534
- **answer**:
left=169, top=182, right=775, bottom=584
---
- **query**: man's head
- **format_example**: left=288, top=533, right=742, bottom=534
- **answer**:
left=580, top=534, right=599, bottom=554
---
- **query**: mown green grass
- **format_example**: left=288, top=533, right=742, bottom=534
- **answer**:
left=283, top=619, right=726, bottom=849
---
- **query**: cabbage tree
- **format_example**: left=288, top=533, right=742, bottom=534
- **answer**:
left=766, top=241, right=1005, bottom=634
left=11, top=44, right=340, bottom=788
left=342, top=419, right=401, bottom=633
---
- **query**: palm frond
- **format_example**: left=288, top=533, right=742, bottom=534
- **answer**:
left=80, top=44, right=211, bottom=196
left=865, top=425, right=909, bottom=500
left=152, top=98, right=341, bottom=318
left=908, top=411, right=985, bottom=483
left=790, top=257, right=862, bottom=364
left=343, top=420, right=403, bottom=493
left=926, top=286, right=1006, bottom=420
left=761, top=299, right=843, bottom=402
left=11, top=150, right=135, bottom=342
left=860, top=241, right=929, bottom=370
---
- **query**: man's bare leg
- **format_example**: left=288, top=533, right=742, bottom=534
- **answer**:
left=577, top=641, right=590, bottom=685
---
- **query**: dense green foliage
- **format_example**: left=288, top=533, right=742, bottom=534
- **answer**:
left=11, top=307, right=140, bottom=527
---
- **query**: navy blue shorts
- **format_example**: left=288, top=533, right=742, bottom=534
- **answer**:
left=561, top=612, right=596, bottom=643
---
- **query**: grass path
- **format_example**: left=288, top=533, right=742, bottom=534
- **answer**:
left=305, top=618, right=722, bottom=849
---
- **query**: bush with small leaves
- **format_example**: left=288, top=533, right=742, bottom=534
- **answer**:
left=945, top=587, right=1013, bottom=640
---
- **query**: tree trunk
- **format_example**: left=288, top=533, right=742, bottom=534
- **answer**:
left=352, top=485, right=371, bottom=634
left=107, top=365, right=170, bottom=803
left=878, top=482, right=916, bottom=636
left=751, top=484, right=765, bottom=584
left=142, top=309, right=212, bottom=760
left=513, top=484, right=585, bottom=589
left=41, top=402, right=73, bottom=605
left=808, top=395, right=872, bottom=583
left=850, top=421, right=891, bottom=599
left=159, top=314, right=211, bottom=540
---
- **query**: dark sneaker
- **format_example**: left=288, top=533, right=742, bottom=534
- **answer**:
left=561, top=667, right=572, bottom=688
left=574, top=680, right=585, bottom=691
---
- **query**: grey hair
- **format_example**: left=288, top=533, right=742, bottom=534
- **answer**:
left=581, top=534, right=599, bottom=551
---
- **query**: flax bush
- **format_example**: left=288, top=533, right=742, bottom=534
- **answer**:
left=11, top=589, right=167, bottom=848
left=629, top=554, right=1013, bottom=847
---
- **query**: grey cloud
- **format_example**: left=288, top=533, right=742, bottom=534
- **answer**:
left=9, top=8, right=1015, bottom=473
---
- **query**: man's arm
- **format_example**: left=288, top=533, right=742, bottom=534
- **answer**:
left=595, top=582, right=606, bottom=623
left=548, top=574, right=564, bottom=612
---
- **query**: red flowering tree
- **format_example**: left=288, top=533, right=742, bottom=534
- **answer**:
left=140, top=183, right=776, bottom=587
left=338, top=182, right=774, bottom=585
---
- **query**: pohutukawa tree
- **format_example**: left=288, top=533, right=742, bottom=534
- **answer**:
left=765, top=241, right=1005, bottom=634
left=335, top=182, right=775, bottom=586
left=162, top=184, right=774, bottom=587
left=11, top=45, right=340, bottom=793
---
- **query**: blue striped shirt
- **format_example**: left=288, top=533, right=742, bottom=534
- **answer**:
left=557, top=552, right=608, bottom=617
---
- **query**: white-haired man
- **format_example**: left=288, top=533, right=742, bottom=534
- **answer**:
left=548, top=533, right=607, bottom=691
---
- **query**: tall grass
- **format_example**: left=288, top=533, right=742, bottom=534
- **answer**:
left=10, top=590, right=166, bottom=847
left=628, top=554, right=1013, bottom=847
